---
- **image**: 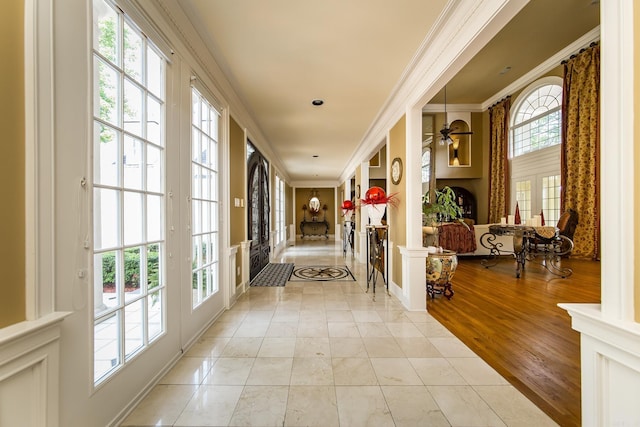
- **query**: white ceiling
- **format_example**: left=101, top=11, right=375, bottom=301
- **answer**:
left=177, top=0, right=599, bottom=185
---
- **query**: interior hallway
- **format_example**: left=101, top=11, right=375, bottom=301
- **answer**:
left=120, top=238, right=556, bottom=426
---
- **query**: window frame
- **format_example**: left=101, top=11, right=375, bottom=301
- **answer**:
left=190, top=84, right=222, bottom=309
left=510, top=76, right=563, bottom=159
left=91, top=0, right=168, bottom=386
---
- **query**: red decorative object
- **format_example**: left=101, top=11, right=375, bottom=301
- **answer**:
left=514, top=202, right=521, bottom=225
left=539, top=210, right=545, bottom=226
left=341, top=200, right=355, bottom=211
left=360, top=186, right=398, bottom=207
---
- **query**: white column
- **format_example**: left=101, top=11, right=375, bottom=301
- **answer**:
left=226, top=245, right=239, bottom=308
left=559, top=1, right=638, bottom=426
left=240, top=240, right=252, bottom=293
left=357, top=162, right=370, bottom=264
left=398, top=246, right=430, bottom=311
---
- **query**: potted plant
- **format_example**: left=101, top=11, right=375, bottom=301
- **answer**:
left=422, top=186, right=463, bottom=226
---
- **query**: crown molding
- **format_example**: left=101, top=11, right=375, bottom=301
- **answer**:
left=481, top=26, right=600, bottom=110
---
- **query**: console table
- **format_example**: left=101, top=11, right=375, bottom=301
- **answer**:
left=300, top=219, right=329, bottom=239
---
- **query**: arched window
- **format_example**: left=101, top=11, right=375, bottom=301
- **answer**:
left=511, top=82, right=562, bottom=157
left=509, top=77, right=563, bottom=224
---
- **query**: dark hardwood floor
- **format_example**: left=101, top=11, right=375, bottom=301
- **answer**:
left=427, top=255, right=600, bottom=427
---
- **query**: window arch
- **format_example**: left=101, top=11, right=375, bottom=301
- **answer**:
left=511, top=77, right=562, bottom=158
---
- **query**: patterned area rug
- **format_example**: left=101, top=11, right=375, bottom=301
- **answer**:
left=250, top=263, right=294, bottom=287
left=290, top=265, right=356, bottom=282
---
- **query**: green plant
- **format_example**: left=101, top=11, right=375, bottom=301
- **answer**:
left=422, top=186, right=463, bottom=224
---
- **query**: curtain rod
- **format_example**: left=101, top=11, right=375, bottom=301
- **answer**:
left=561, top=41, right=599, bottom=65
left=489, top=95, right=511, bottom=109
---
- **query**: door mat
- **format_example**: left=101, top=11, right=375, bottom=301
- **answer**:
left=250, top=263, right=294, bottom=287
left=290, top=265, right=356, bottom=282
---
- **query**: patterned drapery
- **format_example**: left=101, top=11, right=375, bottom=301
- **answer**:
left=562, top=44, right=600, bottom=259
left=488, top=97, right=511, bottom=223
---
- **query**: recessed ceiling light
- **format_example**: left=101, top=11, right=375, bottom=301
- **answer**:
left=312, top=155, right=319, bottom=158
left=311, top=99, right=324, bottom=106
left=499, top=66, right=512, bottom=75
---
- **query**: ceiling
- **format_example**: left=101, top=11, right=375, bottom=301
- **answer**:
left=177, top=0, right=599, bottom=185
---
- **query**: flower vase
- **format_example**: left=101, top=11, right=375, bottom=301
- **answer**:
left=367, top=203, right=386, bottom=226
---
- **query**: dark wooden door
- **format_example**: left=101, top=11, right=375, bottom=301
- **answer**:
left=247, top=144, right=270, bottom=280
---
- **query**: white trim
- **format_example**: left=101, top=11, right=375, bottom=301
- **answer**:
left=24, top=0, right=55, bottom=319
left=340, top=0, right=530, bottom=184
left=599, top=0, right=634, bottom=321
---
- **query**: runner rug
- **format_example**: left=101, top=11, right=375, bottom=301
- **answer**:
left=290, top=265, right=356, bottom=282
left=250, top=263, right=294, bottom=287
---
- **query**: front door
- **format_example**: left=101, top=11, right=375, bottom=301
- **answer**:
left=248, top=143, right=270, bottom=280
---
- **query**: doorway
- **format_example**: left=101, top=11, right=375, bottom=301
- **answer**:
left=247, top=141, right=270, bottom=280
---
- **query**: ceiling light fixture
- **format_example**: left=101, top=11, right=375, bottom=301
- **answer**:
left=311, top=99, right=324, bottom=106
left=312, top=155, right=319, bottom=158
left=499, top=66, right=512, bottom=75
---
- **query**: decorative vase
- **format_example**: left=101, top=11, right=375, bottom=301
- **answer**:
left=425, top=250, right=458, bottom=300
left=366, top=203, right=386, bottom=226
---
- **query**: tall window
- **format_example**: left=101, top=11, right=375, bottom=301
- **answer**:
left=510, top=78, right=562, bottom=224
left=191, top=87, right=220, bottom=308
left=92, top=0, right=166, bottom=385
left=275, top=175, right=285, bottom=245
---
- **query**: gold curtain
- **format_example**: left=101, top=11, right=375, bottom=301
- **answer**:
left=488, top=97, right=511, bottom=223
left=562, top=44, right=600, bottom=259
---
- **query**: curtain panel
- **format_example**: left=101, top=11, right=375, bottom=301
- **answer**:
left=488, top=97, right=511, bottom=223
left=561, top=43, right=600, bottom=259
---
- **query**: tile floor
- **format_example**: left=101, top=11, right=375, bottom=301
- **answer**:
left=120, top=239, right=557, bottom=426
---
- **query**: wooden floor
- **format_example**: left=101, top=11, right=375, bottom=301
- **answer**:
left=427, top=255, right=600, bottom=427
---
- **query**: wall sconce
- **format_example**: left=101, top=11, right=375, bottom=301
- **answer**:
left=447, top=125, right=471, bottom=167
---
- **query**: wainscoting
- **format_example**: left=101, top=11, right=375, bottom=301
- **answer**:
left=0, top=313, right=68, bottom=427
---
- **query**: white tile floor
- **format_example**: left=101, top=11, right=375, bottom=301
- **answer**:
left=120, top=238, right=558, bottom=426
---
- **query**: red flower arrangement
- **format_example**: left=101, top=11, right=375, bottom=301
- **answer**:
left=360, top=186, right=399, bottom=208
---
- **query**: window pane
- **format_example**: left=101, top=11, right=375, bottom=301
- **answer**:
left=124, top=79, right=143, bottom=136
left=94, top=312, right=120, bottom=382
left=94, top=122, right=119, bottom=187
left=202, top=200, right=211, bottom=234
left=147, top=95, right=162, bottom=145
left=192, top=200, right=201, bottom=234
left=93, top=0, right=119, bottom=64
left=192, top=164, right=202, bottom=199
left=124, top=299, right=144, bottom=358
left=124, top=247, right=142, bottom=301
left=95, top=59, right=120, bottom=126
left=95, top=251, right=119, bottom=314
left=148, top=290, right=163, bottom=341
left=542, top=174, right=561, bottom=225
left=146, top=47, right=163, bottom=98
left=147, top=195, right=163, bottom=242
left=515, top=180, right=531, bottom=221
left=123, top=135, right=143, bottom=190
left=123, top=22, right=143, bottom=82
left=147, top=244, right=161, bottom=290
left=124, top=192, right=143, bottom=245
left=94, top=188, right=120, bottom=250
left=146, top=144, right=162, bottom=193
